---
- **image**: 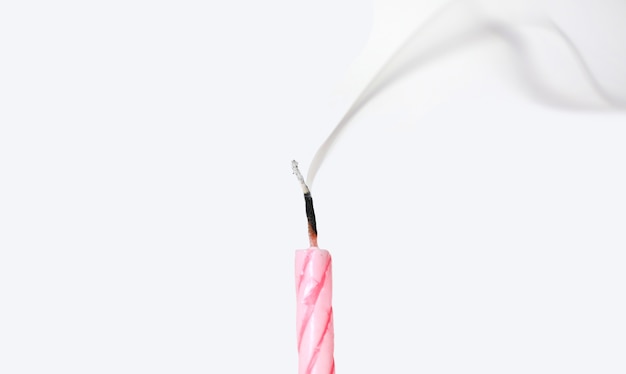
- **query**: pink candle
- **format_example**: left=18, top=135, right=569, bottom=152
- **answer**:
left=292, top=161, right=335, bottom=374
left=295, top=248, right=335, bottom=374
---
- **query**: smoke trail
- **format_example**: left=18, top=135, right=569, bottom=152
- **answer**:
left=306, top=0, right=626, bottom=187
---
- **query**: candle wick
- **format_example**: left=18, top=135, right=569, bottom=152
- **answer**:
left=292, top=160, right=318, bottom=247
left=291, top=160, right=310, bottom=194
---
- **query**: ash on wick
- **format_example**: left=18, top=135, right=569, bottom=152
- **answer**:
left=292, top=160, right=335, bottom=374
left=292, top=160, right=318, bottom=248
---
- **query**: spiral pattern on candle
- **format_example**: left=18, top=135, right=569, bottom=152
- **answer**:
left=295, top=249, right=335, bottom=374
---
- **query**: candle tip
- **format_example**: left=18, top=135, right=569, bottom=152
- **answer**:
left=291, top=160, right=310, bottom=194
left=292, top=160, right=318, bottom=247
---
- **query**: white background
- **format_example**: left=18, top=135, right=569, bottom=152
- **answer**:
left=1, top=1, right=625, bottom=373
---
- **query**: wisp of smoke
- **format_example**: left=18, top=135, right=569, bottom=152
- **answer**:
left=306, top=0, right=626, bottom=187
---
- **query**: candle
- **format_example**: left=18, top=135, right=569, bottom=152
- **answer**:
left=292, top=161, right=335, bottom=374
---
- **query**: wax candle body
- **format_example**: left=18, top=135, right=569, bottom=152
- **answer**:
left=295, top=248, right=335, bottom=374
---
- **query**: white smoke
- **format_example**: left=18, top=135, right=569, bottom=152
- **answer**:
left=306, top=0, right=626, bottom=186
